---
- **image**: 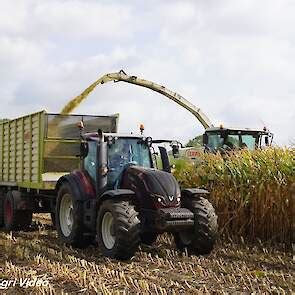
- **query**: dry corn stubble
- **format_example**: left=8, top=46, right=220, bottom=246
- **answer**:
left=0, top=217, right=293, bottom=294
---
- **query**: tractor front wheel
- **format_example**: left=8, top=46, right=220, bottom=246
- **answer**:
left=97, top=200, right=140, bottom=260
left=174, top=197, right=218, bottom=255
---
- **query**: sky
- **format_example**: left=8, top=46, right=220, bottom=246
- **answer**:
left=0, top=0, right=294, bottom=145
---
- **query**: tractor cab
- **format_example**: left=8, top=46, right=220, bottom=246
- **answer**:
left=81, top=132, right=155, bottom=190
left=203, top=126, right=273, bottom=153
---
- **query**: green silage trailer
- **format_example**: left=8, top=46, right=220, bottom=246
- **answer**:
left=0, top=110, right=118, bottom=229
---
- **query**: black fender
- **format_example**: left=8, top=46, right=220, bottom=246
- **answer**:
left=56, top=171, right=96, bottom=201
left=56, top=174, right=82, bottom=199
left=181, top=188, right=209, bottom=198
left=181, top=188, right=210, bottom=206
left=98, top=189, right=135, bottom=206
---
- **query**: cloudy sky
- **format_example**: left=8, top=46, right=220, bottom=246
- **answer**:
left=1, top=0, right=294, bottom=145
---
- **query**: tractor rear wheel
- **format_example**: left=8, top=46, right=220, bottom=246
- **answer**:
left=56, top=183, right=93, bottom=248
left=3, top=192, right=32, bottom=231
left=174, top=197, right=218, bottom=255
left=97, top=200, right=140, bottom=260
left=50, top=212, right=56, bottom=227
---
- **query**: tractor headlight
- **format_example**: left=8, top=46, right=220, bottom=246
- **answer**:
left=151, top=193, right=166, bottom=206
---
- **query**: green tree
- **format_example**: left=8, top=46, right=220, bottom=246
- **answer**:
left=186, top=135, right=203, bottom=147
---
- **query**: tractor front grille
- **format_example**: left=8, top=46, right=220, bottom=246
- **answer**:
left=158, top=207, right=194, bottom=220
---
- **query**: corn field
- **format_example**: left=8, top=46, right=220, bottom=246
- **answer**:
left=174, top=148, right=295, bottom=246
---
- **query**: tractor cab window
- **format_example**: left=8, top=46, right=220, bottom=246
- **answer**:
left=84, top=141, right=97, bottom=181
left=108, top=138, right=152, bottom=187
left=241, top=134, right=256, bottom=150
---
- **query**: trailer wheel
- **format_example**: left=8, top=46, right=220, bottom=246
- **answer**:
left=0, top=194, right=4, bottom=228
left=97, top=200, right=140, bottom=260
left=174, top=197, right=218, bottom=255
left=140, top=232, right=158, bottom=245
left=3, top=192, right=32, bottom=231
left=56, top=183, right=93, bottom=248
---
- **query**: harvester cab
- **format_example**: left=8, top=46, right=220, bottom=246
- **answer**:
left=203, top=126, right=274, bottom=153
left=64, top=127, right=218, bottom=259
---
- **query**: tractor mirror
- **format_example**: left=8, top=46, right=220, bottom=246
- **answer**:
left=172, top=145, right=180, bottom=158
left=159, top=146, right=171, bottom=173
left=80, top=142, right=89, bottom=158
left=203, top=133, right=208, bottom=145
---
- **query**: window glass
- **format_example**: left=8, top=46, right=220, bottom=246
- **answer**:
left=108, top=138, right=151, bottom=187
left=241, top=134, right=256, bottom=150
left=226, top=135, right=240, bottom=149
left=207, top=134, right=223, bottom=150
left=84, top=142, right=97, bottom=181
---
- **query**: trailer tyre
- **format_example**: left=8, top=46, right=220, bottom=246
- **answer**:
left=3, top=192, right=32, bottom=231
left=56, top=183, right=93, bottom=248
left=174, top=197, right=218, bottom=255
left=97, top=200, right=140, bottom=260
left=0, top=195, right=4, bottom=228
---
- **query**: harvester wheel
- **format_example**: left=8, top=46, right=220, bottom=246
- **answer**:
left=174, top=197, right=218, bottom=255
left=3, top=192, right=32, bottom=231
left=97, top=200, right=140, bottom=260
left=56, top=183, right=93, bottom=248
left=140, top=232, right=158, bottom=245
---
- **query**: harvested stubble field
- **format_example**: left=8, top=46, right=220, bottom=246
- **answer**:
left=0, top=214, right=294, bottom=294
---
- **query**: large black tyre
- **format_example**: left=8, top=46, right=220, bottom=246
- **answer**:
left=97, top=200, right=140, bottom=260
left=140, top=232, right=158, bottom=245
left=50, top=212, right=56, bottom=227
left=56, top=183, right=93, bottom=248
left=174, top=196, right=218, bottom=255
left=3, top=192, right=32, bottom=231
left=0, top=193, right=4, bottom=228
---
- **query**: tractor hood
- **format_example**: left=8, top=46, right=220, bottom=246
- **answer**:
left=121, top=166, right=181, bottom=208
